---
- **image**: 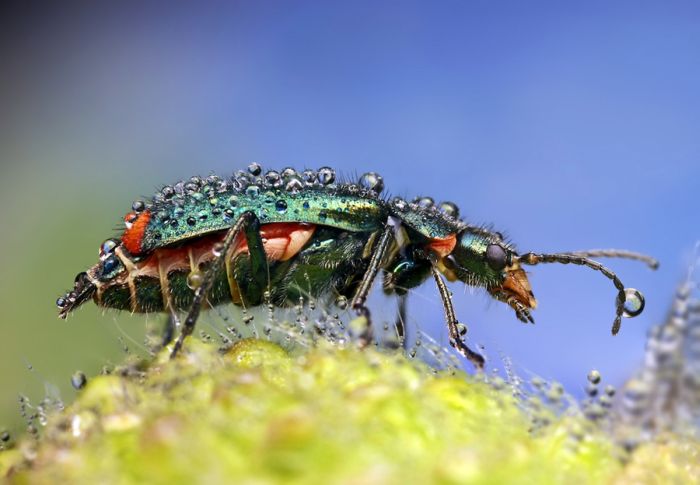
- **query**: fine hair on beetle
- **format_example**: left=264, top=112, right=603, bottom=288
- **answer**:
left=57, top=165, right=658, bottom=369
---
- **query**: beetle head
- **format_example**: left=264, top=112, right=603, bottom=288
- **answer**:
left=57, top=238, right=127, bottom=318
left=444, top=228, right=537, bottom=323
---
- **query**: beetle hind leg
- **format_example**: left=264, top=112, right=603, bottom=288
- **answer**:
left=170, top=211, right=260, bottom=358
left=350, top=221, right=394, bottom=347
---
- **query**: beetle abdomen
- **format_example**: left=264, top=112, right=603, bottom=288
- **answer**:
left=96, top=223, right=371, bottom=313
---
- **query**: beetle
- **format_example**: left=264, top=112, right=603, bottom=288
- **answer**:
left=57, top=165, right=658, bottom=368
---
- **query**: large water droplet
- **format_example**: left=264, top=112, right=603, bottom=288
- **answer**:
left=71, top=371, right=87, bottom=390
left=99, top=239, right=119, bottom=260
left=318, top=167, right=335, bottom=185
left=246, top=185, right=260, bottom=197
left=335, top=295, right=348, bottom=309
left=247, top=163, right=262, bottom=176
left=438, top=201, right=460, bottom=219
left=281, top=167, right=298, bottom=179
left=285, top=178, right=303, bottom=194
left=392, top=197, right=407, bottom=211
left=275, top=200, right=288, bottom=213
left=131, top=200, right=145, bottom=213
left=415, top=196, right=434, bottom=209
left=212, top=242, right=225, bottom=257
left=622, top=288, right=645, bottom=318
left=302, top=169, right=317, bottom=186
left=358, top=172, right=384, bottom=193
left=264, top=171, right=282, bottom=188
left=187, top=270, right=204, bottom=290
left=587, top=369, right=601, bottom=384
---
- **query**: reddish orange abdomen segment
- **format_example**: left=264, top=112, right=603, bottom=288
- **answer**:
left=425, top=233, right=457, bottom=258
left=122, top=210, right=152, bottom=255
left=131, top=222, right=317, bottom=276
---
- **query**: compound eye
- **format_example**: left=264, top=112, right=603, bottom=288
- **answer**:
left=485, top=244, right=508, bottom=271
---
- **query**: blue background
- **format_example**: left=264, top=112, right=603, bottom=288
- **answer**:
left=1, top=1, right=698, bottom=429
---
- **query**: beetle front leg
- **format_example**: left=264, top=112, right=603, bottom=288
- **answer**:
left=430, top=265, right=485, bottom=369
left=170, top=211, right=257, bottom=358
left=351, top=221, right=394, bottom=346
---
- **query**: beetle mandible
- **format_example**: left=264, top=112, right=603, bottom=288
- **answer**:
left=57, top=165, right=658, bottom=368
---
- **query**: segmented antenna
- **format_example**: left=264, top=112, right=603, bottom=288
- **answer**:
left=517, top=250, right=658, bottom=335
left=563, top=249, right=659, bottom=270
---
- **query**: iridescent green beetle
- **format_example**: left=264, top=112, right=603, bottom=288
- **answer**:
left=57, top=165, right=658, bottom=368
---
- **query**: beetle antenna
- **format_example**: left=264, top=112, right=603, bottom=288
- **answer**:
left=516, top=251, right=655, bottom=335
left=562, top=249, right=659, bottom=270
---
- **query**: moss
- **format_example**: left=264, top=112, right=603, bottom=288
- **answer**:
left=0, top=337, right=696, bottom=484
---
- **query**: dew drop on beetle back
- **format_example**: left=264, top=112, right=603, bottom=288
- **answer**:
left=358, top=172, right=384, bottom=194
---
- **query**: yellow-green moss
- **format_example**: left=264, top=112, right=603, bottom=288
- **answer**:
left=0, top=338, right=695, bottom=484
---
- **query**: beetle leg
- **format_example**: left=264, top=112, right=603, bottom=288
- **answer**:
left=395, top=293, right=408, bottom=350
left=430, top=265, right=485, bottom=370
left=238, top=213, right=269, bottom=306
left=351, top=221, right=394, bottom=346
left=161, top=305, right=178, bottom=348
left=170, top=211, right=257, bottom=358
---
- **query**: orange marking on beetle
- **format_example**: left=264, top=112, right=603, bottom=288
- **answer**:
left=132, top=222, right=317, bottom=275
left=234, top=223, right=317, bottom=261
left=426, top=233, right=457, bottom=258
left=121, top=210, right=152, bottom=255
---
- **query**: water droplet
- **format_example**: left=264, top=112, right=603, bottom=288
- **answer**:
left=275, top=200, right=288, bottom=213
left=131, top=200, right=145, bottom=213
left=99, top=239, right=119, bottom=260
left=71, top=371, right=87, bottom=390
left=243, top=314, right=254, bottom=324
left=185, top=182, right=199, bottom=194
left=604, top=385, right=616, bottom=396
left=247, top=163, right=262, bottom=176
left=223, top=209, right=235, bottom=221
left=264, top=171, right=282, bottom=188
left=318, top=167, right=335, bottom=185
left=209, top=197, right=219, bottom=207
left=102, top=255, right=119, bottom=274
left=392, top=197, right=407, bottom=211
left=161, top=185, right=175, bottom=199
left=335, top=295, right=348, bottom=309
left=198, top=210, right=209, bottom=221
left=246, top=185, right=260, bottom=197
left=358, top=172, right=384, bottom=193
left=415, top=196, right=434, bottom=209
left=186, top=216, right=197, bottom=226
left=281, top=167, right=298, bottom=179
left=212, top=242, right=225, bottom=257
left=0, top=431, right=9, bottom=442
left=302, top=169, right=317, bottom=186
left=318, top=210, right=328, bottom=221
left=456, top=323, right=467, bottom=336
left=302, top=201, right=310, bottom=210
left=56, top=297, right=66, bottom=308
left=187, top=270, right=204, bottom=290
left=587, top=369, right=601, bottom=384
left=585, top=383, right=598, bottom=397
left=438, top=201, right=460, bottom=218
left=622, top=288, right=645, bottom=318
left=285, top=178, right=303, bottom=194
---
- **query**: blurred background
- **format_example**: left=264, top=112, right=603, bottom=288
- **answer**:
left=1, top=1, right=698, bottom=432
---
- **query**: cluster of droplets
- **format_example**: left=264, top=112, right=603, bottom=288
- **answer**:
left=389, top=194, right=461, bottom=222
left=612, top=269, right=700, bottom=450
left=122, top=166, right=399, bottom=242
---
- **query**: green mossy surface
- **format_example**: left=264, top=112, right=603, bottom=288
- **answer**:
left=0, top=338, right=696, bottom=484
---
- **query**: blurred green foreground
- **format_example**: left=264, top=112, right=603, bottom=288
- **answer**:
left=2, top=337, right=698, bottom=484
